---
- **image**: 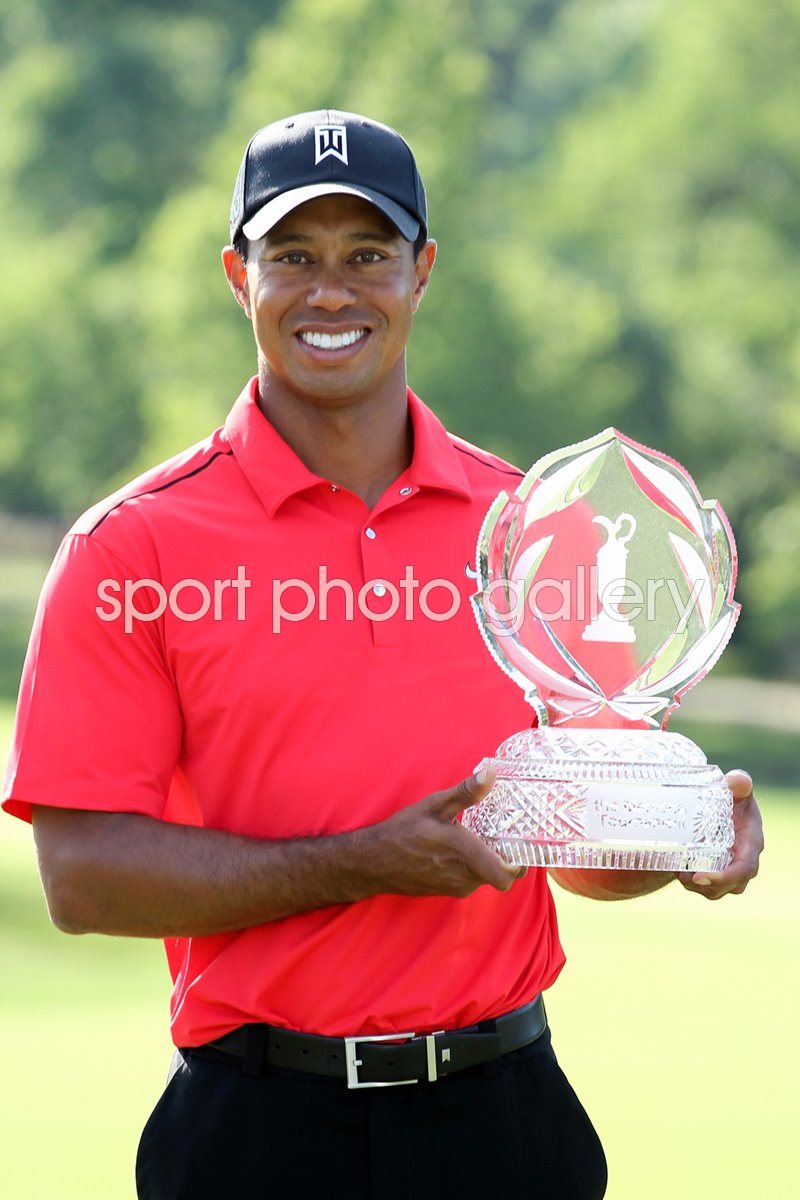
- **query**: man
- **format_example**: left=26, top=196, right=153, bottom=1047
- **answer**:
left=2, top=110, right=762, bottom=1199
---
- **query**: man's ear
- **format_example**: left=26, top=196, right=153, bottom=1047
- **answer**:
left=411, top=239, right=437, bottom=313
left=221, top=246, right=252, bottom=317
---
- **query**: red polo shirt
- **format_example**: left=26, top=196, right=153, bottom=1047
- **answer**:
left=3, top=379, right=565, bottom=1044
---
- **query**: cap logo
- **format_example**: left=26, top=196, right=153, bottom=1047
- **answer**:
left=314, top=124, right=348, bottom=166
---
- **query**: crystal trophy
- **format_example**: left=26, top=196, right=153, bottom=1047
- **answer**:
left=462, top=428, right=739, bottom=872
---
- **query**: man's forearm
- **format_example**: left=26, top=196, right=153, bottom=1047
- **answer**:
left=31, top=770, right=521, bottom=937
left=33, top=807, right=383, bottom=937
left=548, top=867, right=677, bottom=900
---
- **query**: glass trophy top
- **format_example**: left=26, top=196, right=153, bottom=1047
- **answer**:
left=472, top=428, right=739, bottom=729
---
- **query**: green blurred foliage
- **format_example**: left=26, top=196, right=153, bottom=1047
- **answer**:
left=0, top=0, right=798, bottom=677
left=0, top=0, right=283, bottom=511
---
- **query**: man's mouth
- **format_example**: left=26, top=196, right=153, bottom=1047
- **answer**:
left=297, top=328, right=369, bottom=351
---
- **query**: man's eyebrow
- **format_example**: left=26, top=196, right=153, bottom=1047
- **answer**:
left=263, top=232, right=313, bottom=246
left=345, top=230, right=398, bottom=243
left=263, top=229, right=399, bottom=247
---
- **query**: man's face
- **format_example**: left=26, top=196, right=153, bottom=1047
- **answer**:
left=223, top=193, right=436, bottom=406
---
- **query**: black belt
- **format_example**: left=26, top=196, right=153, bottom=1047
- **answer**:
left=189, top=995, right=547, bottom=1089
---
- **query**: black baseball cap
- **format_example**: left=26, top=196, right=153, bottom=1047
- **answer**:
left=229, top=109, right=427, bottom=246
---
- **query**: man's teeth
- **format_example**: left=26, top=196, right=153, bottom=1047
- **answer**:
left=299, top=329, right=367, bottom=350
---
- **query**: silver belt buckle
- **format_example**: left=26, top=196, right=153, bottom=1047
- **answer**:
left=344, top=1030, right=445, bottom=1089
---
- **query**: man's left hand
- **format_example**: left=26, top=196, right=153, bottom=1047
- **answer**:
left=678, top=770, right=764, bottom=900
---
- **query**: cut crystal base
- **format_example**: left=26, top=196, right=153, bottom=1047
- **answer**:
left=462, top=728, right=734, bottom=872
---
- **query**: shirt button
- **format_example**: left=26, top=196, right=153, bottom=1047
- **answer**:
left=399, top=486, right=413, bottom=496
left=373, top=584, right=387, bottom=598
left=330, top=484, right=339, bottom=492
left=365, top=527, right=377, bottom=540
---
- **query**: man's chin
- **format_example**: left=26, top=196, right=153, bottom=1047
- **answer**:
left=288, top=369, right=378, bottom=406
left=259, top=351, right=403, bottom=407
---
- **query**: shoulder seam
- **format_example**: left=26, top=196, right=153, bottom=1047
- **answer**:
left=453, top=443, right=523, bottom=478
left=88, top=449, right=234, bottom=536
left=61, top=530, right=151, bottom=585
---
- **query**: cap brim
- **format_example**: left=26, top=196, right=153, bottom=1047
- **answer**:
left=241, top=182, right=420, bottom=242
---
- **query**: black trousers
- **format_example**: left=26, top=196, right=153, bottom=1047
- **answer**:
left=135, top=1027, right=607, bottom=1199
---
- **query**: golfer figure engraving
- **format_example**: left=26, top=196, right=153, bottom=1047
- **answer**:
left=582, top=513, right=637, bottom=644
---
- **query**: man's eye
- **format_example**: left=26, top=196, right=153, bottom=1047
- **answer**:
left=354, top=250, right=384, bottom=264
left=277, top=252, right=308, bottom=265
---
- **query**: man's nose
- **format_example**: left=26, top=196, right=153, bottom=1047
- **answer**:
left=305, top=265, right=358, bottom=310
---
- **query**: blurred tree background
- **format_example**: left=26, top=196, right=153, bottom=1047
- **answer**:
left=3, top=10, right=798, bottom=1197
left=1, top=0, right=799, bottom=691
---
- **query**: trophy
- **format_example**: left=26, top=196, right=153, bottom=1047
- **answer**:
left=462, top=428, right=739, bottom=872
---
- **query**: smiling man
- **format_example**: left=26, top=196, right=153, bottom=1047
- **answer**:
left=2, top=110, right=762, bottom=1200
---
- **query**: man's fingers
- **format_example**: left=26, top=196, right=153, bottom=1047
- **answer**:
left=385, top=767, right=531, bottom=897
left=438, top=767, right=526, bottom=891
left=433, top=770, right=527, bottom=891
left=456, top=829, right=525, bottom=891
left=725, top=769, right=754, bottom=801
left=680, top=867, right=746, bottom=899
left=678, top=769, right=763, bottom=899
left=431, top=764, right=497, bottom=820
left=680, top=843, right=760, bottom=898
left=678, top=869, right=726, bottom=898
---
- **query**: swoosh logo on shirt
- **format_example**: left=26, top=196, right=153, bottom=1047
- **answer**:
left=464, top=562, right=479, bottom=579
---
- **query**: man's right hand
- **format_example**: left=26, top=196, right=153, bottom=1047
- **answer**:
left=366, top=766, right=526, bottom=898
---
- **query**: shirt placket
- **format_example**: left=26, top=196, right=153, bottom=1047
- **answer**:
left=358, top=482, right=420, bottom=649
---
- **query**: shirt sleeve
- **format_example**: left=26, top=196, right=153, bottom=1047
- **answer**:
left=2, top=532, right=182, bottom=824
